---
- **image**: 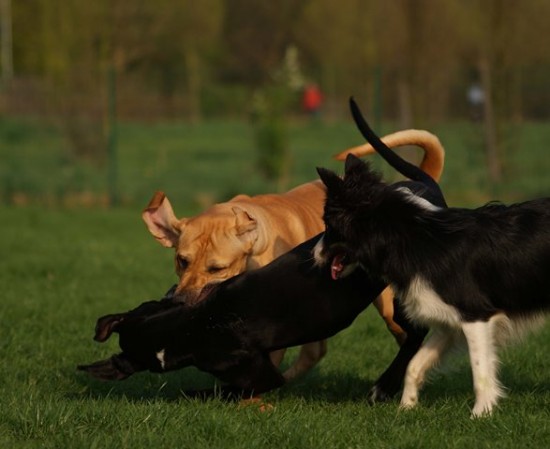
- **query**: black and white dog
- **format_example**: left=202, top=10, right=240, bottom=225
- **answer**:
left=78, top=101, right=447, bottom=403
left=315, top=99, right=550, bottom=417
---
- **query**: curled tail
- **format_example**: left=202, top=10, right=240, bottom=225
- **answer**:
left=333, top=129, right=445, bottom=182
left=345, top=98, right=447, bottom=207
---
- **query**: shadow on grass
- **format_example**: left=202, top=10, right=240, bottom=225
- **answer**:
left=70, top=363, right=382, bottom=405
left=70, top=356, right=550, bottom=407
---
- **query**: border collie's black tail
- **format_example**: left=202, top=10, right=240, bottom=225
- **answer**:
left=349, top=98, right=447, bottom=206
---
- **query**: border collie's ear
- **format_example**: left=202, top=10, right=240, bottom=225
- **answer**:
left=344, top=153, right=365, bottom=174
left=93, top=313, right=126, bottom=342
left=316, top=167, right=343, bottom=192
left=344, top=153, right=381, bottom=188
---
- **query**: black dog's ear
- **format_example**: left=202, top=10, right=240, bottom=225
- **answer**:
left=93, top=313, right=126, bottom=342
left=77, top=354, right=139, bottom=381
left=316, top=167, right=343, bottom=192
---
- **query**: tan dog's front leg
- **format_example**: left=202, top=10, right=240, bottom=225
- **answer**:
left=282, top=340, right=328, bottom=381
left=373, top=287, right=407, bottom=346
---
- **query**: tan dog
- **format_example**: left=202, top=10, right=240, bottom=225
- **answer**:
left=142, top=129, right=445, bottom=381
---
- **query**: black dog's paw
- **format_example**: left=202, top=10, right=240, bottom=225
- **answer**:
left=368, top=384, right=392, bottom=404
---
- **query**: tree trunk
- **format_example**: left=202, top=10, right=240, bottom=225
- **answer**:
left=185, top=48, right=201, bottom=123
left=0, top=0, right=14, bottom=82
left=478, top=55, right=502, bottom=183
left=397, top=79, right=413, bottom=130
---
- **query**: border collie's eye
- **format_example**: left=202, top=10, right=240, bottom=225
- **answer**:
left=176, top=256, right=189, bottom=271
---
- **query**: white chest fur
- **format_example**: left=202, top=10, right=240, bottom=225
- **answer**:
left=397, top=276, right=462, bottom=329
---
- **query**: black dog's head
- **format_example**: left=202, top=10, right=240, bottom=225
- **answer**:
left=78, top=290, right=193, bottom=381
left=78, top=312, right=157, bottom=381
left=314, top=154, right=388, bottom=279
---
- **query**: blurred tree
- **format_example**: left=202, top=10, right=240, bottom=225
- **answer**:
left=221, top=0, right=305, bottom=85
left=136, top=0, right=223, bottom=121
left=296, top=0, right=375, bottom=115
left=0, top=0, right=13, bottom=82
left=373, top=0, right=462, bottom=126
left=454, top=0, right=550, bottom=182
left=36, top=0, right=110, bottom=162
left=6, top=0, right=550, bottom=128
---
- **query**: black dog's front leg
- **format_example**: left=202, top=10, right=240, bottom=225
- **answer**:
left=368, top=297, right=429, bottom=403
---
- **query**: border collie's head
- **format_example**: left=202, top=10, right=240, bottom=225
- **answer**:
left=314, top=154, right=386, bottom=279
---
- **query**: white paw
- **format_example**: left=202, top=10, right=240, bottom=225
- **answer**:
left=399, top=395, right=419, bottom=410
left=470, top=386, right=504, bottom=418
left=470, top=398, right=497, bottom=418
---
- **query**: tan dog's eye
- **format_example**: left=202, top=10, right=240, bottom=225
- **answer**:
left=176, top=256, right=189, bottom=271
left=207, top=266, right=226, bottom=274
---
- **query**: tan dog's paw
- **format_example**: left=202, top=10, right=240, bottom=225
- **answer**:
left=237, top=396, right=275, bottom=413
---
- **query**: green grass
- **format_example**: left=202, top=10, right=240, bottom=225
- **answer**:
left=1, top=118, right=550, bottom=447
left=1, top=206, right=550, bottom=449
left=1, top=117, right=549, bottom=212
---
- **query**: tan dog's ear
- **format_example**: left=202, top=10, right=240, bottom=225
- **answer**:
left=232, top=206, right=257, bottom=235
left=232, top=207, right=260, bottom=251
left=142, top=191, right=184, bottom=248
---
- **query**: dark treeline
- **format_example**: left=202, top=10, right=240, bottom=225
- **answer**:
left=2, top=0, right=550, bottom=126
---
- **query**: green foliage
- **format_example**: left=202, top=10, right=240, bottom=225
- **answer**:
left=10, top=0, right=550, bottom=125
left=0, top=118, right=549, bottom=210
left=0, top=206, right=549, bottom=448
left=251, top=89, right=292, bottom=186
left=254, top=117, right=289, bottom=181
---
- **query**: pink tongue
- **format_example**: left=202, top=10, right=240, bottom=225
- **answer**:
left=331, top=254, right=345, bottom=280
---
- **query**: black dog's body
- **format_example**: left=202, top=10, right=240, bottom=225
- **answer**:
left=80, top=235, right=388, bottom=396
left=315, top=99, right=550, bottom=417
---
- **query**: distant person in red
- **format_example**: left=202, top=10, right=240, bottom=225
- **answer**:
left=302, top=83, right=323, bottom=119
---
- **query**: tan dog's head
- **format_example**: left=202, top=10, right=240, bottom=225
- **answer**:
left=142, top=192, right=260, bottom=304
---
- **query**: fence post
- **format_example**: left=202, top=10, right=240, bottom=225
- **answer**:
left=107, top=64, right=119, bottom=206
left=0, top=0, right=14, bottom=83
left=372, top=65, right=382, bottom=132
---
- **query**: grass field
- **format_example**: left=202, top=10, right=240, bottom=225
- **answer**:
left=1, top=118, right=550, bottom=448
left=1, top=206, right=550, bottom=448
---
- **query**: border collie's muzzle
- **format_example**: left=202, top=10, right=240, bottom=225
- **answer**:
left=313, top=236, right=358, bottom=280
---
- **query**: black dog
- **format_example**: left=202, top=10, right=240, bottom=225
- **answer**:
left=78, top=100, right=445, bottom=402
left=315, top=99, right=550, bottom=417
left=79, top=236, right=388, bottom=398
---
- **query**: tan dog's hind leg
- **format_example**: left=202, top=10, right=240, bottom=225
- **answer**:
left=373, top=287, right=407, bottom=346
left=282, top=340, right=328, bottom=381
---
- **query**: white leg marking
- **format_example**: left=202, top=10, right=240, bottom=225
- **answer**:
left=462, top=320, right=504, bottom=418
left=156, top=349, right=166, bottom=369
left=400, top=328, right=457, bottom=410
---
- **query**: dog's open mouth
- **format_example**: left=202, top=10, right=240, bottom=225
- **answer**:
left=330, top=253, right=346, bottom=280
left=314, top=237, right=358, bottom=280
